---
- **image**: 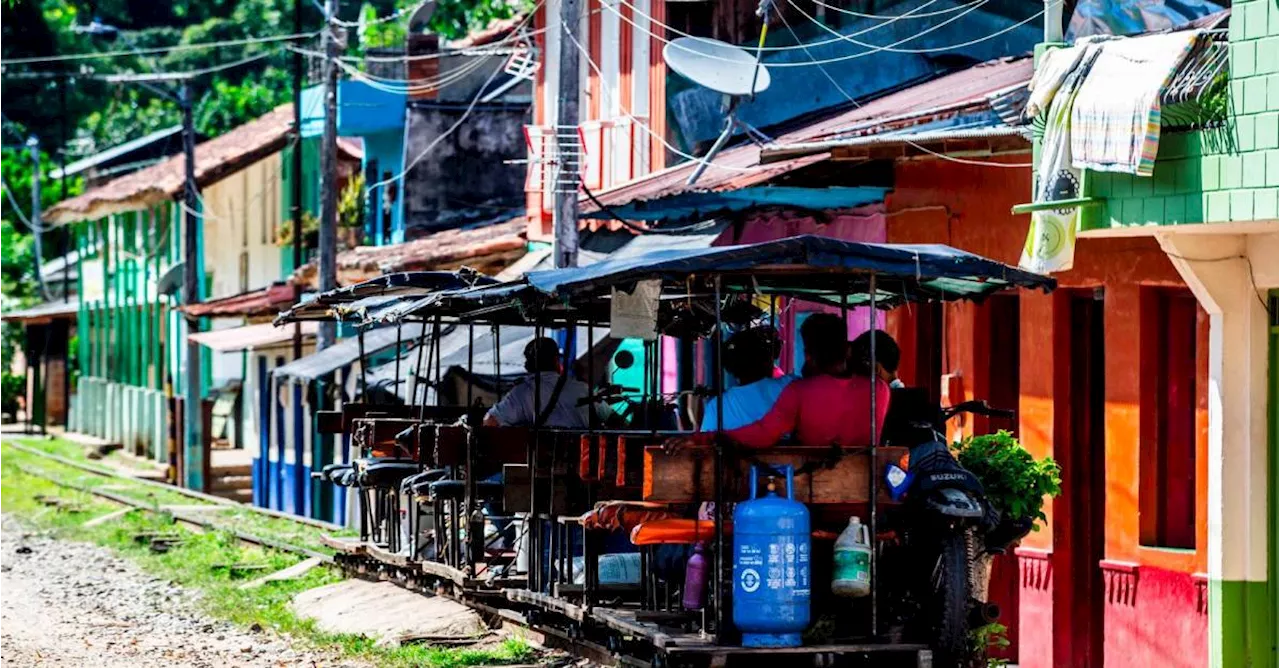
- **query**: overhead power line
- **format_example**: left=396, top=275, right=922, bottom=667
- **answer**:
left=0, top=31, right=318, bottom=66
left=5, top=49, right=284, bottom=83
left=774, top=5, right=1034, bottom=168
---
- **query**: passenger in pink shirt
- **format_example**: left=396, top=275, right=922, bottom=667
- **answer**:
left=727, top=313, right=890, bottom=448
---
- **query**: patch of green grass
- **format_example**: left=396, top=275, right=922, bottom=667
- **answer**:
left=1, top=444, right=535, bottom=667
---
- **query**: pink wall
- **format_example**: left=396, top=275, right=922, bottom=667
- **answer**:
left=716, top=205, right=888, bottom=374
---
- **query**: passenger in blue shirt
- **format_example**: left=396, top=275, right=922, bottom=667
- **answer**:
left=699, top=325, right=793, bottom=432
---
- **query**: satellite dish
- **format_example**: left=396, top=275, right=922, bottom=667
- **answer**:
left=664, top=37, right=771, bottom=97
left=408, top=0, right=437, bottom=31
left=663, top=37, right=771, bottom=186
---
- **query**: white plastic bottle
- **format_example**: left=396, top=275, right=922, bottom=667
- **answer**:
left=832, top=516, right=872, bottom=598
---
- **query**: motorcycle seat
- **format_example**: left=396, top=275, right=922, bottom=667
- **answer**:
left=359, top=461, right=421, bottom=489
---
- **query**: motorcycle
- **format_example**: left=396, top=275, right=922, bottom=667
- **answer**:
left=877, top=389, right=1017, bottom=668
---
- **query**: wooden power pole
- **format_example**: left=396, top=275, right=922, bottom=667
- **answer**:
left=553, top=0, right=581, bottom=269
left=180, top=82, right=206, bottom=491
left=318, top=0, right=339, bottom=350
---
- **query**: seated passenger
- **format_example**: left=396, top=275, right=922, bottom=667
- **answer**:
left=699, top=325, right=793, bottom=432
left=849, top=329, right=905, bottom=389
left=484, top=337, right=597, bottom=428
left=728, top=313, right=890, bottom=448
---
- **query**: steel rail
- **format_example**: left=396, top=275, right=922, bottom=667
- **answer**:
left=16, top=461, right=334, bottom=563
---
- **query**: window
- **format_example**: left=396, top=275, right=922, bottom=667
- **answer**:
left=1139, top=287, right=1200, bottom=549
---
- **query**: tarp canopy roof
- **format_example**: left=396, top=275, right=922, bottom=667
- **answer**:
left=401, top=235, right=1056, bottom=326
left=273, top=323, right=426, bottom=383
left=363, top=325, right=613, bottom=403
left=189, top=321, right=317, bottom=352
left=275, top=270, right=498, bottom=324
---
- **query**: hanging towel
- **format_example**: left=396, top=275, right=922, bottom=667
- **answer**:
left=1069, top=30, right=1202, bottom=176
left=1020, top=45, right=1105, bottom=274
left=1025, top=44, right=1090, bottom=118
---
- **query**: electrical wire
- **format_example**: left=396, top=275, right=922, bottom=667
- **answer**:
left=808, top=0, right=989, bottom=20
left=0, top=31, right=319, bottom=66
left=607, top=0, right=1046, bottom=67
left=360, top=0, right=545, bottom=192
left=0, top=181, right=53, bottom=233
left=581, top=183, right=728, bottom=234
left=782, top=0, right=1047, bottom=55
left=332, top=51, right=496, bottom=94
left=10, top=48, right=286, bottom=83
left=774, top=7, right=1032, bottom=168
left=607, top=0, right=980, bottom=54
left=95, top=50, right=282, bottom=83
left=558, top=18, right=768, bottom=173
left=323, top=0, right=432, bottom=28
left=364, top=43, right=516, bottom=191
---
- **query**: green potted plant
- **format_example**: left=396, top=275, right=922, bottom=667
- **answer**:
left=953, top=430, right=1060, bottom=538
left=952, top=430, right=1061, bottom=601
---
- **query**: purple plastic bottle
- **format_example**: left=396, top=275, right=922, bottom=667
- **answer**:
left=683, top=543, right=708, bottom=610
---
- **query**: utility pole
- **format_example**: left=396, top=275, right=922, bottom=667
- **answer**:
left=1044, top=0, right=1063, bottom=42
left=309, top=0, right=340, bottom=520
left=180, top=82, right=206, bottom=492
left=292, top=0, right=305, bottom=361
left=26, top=136, right=48, bottom=299
left=553, top=0, right=581, bottom=269
left=317, top=0, right=339, bottom=350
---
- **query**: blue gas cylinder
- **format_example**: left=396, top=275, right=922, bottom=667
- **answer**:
left=732, top=465, right=811, bottom=648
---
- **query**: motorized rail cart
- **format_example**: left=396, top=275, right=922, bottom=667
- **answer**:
left=277, top=235, right=1055, bottom=668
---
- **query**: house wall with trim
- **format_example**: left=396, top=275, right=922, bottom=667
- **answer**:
left=1022, top=5, right=1278, bottom=665
left=884, top=154, right=1213, bottom=668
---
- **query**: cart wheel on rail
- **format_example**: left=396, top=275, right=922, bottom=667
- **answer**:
left=929, top=530, right=974, bottom=668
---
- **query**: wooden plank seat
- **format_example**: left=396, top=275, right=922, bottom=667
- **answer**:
left=642, top=445, right=908, bottom=505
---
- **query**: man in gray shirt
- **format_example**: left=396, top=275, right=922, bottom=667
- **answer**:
left=483, top=337, right=600, bottom=428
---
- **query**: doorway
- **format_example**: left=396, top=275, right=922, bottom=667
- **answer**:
left=1054, top=289, right=1107, bottom=668
left=982, top=294, right=1022, bottom=662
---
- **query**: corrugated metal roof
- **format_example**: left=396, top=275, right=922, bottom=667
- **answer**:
left=758, top=122, right=1030, bottom=161
left=583, top=56, right=1032, bottom=215
left=51, top=126, right=183, bottom=180
left=273, top=323, right=426, bottom=383
left=188, top=321, right=318, bottom=352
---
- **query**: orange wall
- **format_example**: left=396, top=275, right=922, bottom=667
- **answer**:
left=884, top=156, right=1207, bottom=571
left=885, top=156, right=1211, bottom=667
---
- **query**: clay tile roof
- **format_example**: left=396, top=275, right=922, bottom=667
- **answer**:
left=46, top=104, right=297, bottom=225
left=175, top=282, right=298, bottom=318
left=293, top=216, right=529, bottom=288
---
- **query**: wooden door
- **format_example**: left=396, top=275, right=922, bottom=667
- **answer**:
left=1054, top=290, right=1107, bottom=668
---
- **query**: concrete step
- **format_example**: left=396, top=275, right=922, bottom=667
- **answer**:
left=210, top=474, right=253, bottom=492
left=211, top=464, right=253, bottom=477
left=211, top=487, right=253, bottom=504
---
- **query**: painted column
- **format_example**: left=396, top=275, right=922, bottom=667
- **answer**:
left=1157, top=228, right=1279, bottom=668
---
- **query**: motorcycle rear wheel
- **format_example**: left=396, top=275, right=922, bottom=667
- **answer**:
left=930, top=530, right=974, bottom=668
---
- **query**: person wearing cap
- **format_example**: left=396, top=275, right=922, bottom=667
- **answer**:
left=483, top=337, right=599, bottom=428
left=698, top=325, right=794, bottom=432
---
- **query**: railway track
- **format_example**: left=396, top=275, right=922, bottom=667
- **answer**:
left=6, top=441, right=336, bottom=562
left=5, top=440, right=930, bottom=667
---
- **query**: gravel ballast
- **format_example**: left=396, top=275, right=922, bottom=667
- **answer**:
left=0, top=516, right=363, bottom=667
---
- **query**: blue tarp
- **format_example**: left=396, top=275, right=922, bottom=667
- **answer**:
left=523, top=235, right=1055, bottom=303
left=347, top=235, right=1056, bottom=324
